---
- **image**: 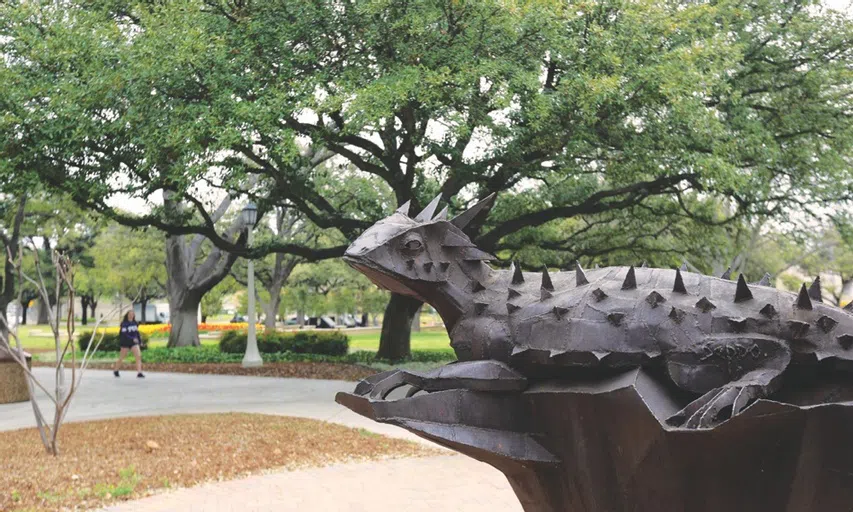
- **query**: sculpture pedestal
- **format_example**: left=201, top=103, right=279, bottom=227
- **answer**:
left=0, top=356, right=31, bottom=404
left=337, top=368, right=853, bottom=512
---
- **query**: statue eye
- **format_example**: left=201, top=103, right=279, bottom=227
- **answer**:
left=404, top=239, right=422, bottom=251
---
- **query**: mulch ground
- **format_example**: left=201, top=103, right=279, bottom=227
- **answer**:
left=0, top=413, right=440, bottom=512
left=32, top=361, right=377, bottom=381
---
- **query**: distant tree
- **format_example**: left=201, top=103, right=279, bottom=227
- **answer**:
left=162, top=193, right=247, bottom=346
left=92, top=224, right=167, bottom=320
left=75, top=264, right=110, bottom=325
left=231, top=208, right=310, bottom=330
left=279, top=261, right=377, bottom=325
left=789, top=216, right=853, bottom=305
left=200, top=276, right=237, bottom=323
left=12, top=194, right=102, bottom=324
left=0, top=194, right=26, bottom=345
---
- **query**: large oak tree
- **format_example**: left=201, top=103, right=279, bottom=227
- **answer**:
left=1, top=0, right=851, bottom=358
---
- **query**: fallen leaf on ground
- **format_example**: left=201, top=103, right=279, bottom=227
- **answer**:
left=1, top=413, right=439, bottom=512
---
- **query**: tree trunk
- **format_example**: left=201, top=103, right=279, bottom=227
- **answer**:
left=297, top=308, right=305, bottom=328
left=411, top=305, right=422, bottom=332
left=139, top=297, right=149, bottom=323
left=80, top=296, right=89, bottom=325
left=377, top=293, right=422, bottom=361
left=90, top=300, right=97, bottom=321
left=168, top=299, right=201, bottom=347
left=0, top=195, right=26, bottom=358
left=361, top=313, right=368, bottom=327
left=163, top=191, right=245, bottom=348
left=37, top=300, right=49, bottom=325
left=263, top=293, right=281, bottom=331
left=20, top=302, right=28, bottom=325
left=0, top=297, right=9, bottom=359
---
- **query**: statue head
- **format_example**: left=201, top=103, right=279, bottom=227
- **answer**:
left=343, top=194, right=496, bottom=300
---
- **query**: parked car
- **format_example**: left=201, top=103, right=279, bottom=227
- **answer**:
left=307, top=316, right=337, bottom=329
left=133, top=303, right=169, bottom=324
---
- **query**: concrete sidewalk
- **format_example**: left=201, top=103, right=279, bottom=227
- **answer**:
left=1, top=368, right=521, bottom=511
left=0, top=368, right=418, bottom=441
left=99, top=455, right=522, bottom=512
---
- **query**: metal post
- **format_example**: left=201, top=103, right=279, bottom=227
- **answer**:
left=242, top=227, right=262, bottom=368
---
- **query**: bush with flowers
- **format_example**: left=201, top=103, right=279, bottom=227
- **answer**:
left=80, top=322, right=262, bottom=337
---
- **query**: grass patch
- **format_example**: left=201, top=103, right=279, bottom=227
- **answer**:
left=28, top=325, right=457, bottom=374
left=347, top=327, right=450, bottom=351
left=78, top=345, right=456, bottom=365
left=20, top=325, right=451, bottom=353
left=0, top=413, right=439, bottom=512
left=6, top=325, right=56, bottom=352
left=11, top=325, right=219, bottom=354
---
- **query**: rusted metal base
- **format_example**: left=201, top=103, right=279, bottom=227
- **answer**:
left=337, top=367, right=853, bottom=512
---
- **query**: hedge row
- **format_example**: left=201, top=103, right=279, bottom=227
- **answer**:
left=86, top=345, right=457, bottom=365
left=78, top=331, right=149, bottom=352
left=219, top=330, right=348, bottom=356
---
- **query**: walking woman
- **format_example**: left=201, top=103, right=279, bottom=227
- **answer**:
left=113, top=310, right=145, bottom=378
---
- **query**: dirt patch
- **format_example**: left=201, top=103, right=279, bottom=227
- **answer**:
left=33, top=361, right=377, bottom=381
left=1, top=413, right=439, bottom=511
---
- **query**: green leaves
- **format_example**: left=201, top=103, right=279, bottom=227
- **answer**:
left=1, top=0, right=851, bottom=270
left=92, top=223, right=166, bottom=300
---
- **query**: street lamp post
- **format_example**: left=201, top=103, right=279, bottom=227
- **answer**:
left=241, top=202, right=262, bottom=368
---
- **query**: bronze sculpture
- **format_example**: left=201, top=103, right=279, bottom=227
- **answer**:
left=337, top=194, right=853, bottom=511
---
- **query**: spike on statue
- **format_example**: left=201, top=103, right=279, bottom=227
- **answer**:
left=809, top=276, right=823, bottom=303
left=541, top=266, right=554, bottom=291
left=414, top=194, right=442, bottom=222
left=511, top=261, right=524, bottom=285
left=673, top=268, right=687, bottom=294
left=796, top=284, right=813, bottom=310
left=450, top=193, right=497, bottom=231
left=395, top=200, right=411, bottom=216
left=434, top=205, right=449, bottom=221
left=576, top=262, right=589, bottom=286
left=734, top=274, right=753, bottom=302
left=621, top=266, right=637, bottom=290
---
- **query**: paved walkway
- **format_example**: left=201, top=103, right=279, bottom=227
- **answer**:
left=0, top=368, right=521, bottom=511
left=100, top=456, right=521, bottom=512
left=0, top=368, right=416, bottom=441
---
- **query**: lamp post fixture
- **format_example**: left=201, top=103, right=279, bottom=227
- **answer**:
left=241, top=202, right=262, bottom=368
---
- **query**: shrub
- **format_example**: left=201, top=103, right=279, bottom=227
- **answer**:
left=86, top=345, right=456, bottom=366
left=219, top=330, right=348, bottom=356
left=77, top=331, right=149, bottom=352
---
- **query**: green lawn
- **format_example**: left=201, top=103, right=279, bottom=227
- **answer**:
left=5, top=325, right=58, bottom=352
left=147, top=338, right=219, bottom=349
left=14, top=324, right=452, bottom=357
left=347, top=327, right=451, bottom=351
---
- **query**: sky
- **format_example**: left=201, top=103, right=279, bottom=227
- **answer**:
left=826, top=0, right=852, bottom=11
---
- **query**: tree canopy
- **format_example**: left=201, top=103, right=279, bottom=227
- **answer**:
left=2, top=0, right=851, bottom=357
left=3, top=0, right=850, bottom=260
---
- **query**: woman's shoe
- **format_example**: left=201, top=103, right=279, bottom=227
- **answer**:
left=113, top=370, right=120, bottom=377
left=137, top=373, right=145, bottom=378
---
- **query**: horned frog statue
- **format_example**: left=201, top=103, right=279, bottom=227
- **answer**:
left=342, top=193, right=853, bottom=430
